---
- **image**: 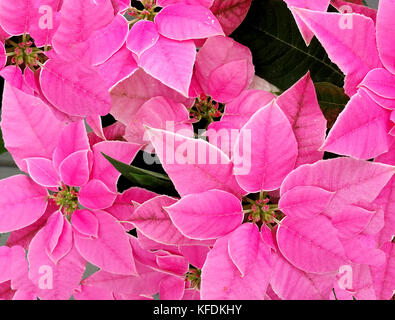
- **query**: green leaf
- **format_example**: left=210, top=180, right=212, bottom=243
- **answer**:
left=314, top=82, right=349, bottom=129
left=102, top=153, right=179, bottom=196
left=0, top=128, right=6, bottom=155
left=231, top=0, right=344, bottom=91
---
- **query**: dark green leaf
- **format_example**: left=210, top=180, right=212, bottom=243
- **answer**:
left=314, top=82, right=349, bottom=129
left=231, top=0, right=344, bottom=91
left=102, top=153, right=179, bottom=196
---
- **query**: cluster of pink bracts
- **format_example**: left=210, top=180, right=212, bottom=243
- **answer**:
left=0, top=0, right=394, bottom=300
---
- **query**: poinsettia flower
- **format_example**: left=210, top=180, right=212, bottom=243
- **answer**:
left=124, top=0, right=225, bottom=96
left=0, top=0, right=139, bottom=119
left=78, top=235, right=204, bottom=300
left=0, top=116, right=143, bottom=298
left=290, top=1, right=395, bottom=159
left=207, top=72, right=326, bottom=167
left=110, top=68, right=194, bottom=126
left=277, top=158, right=394, bottom=275
left=191, top=35, right=255, bottom=104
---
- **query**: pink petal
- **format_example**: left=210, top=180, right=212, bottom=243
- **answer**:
left=105, top=187, right=158, bottom=222
left=43, top=211, right=73, bottom=264
left=277, top=216, right=348, bottom=273
left=159, top=276, right=185, bottom=300
left=0, top=246, right=11, bottom=283
left=84, top=14, right=129, bottom=66
left=276, top=72, right=327, bottom=166
left=157, top=0, right=213, bottom=7
left=227, top=223, right=263, bottom=277
left=342, top=234, right=386, bottom=266
left=28, top=5, right=61, bottom=48
left=376, top=0, right=395, bottom=74
left=110, top=68, right=193, bottom=125
left=73, top=210, right=137, bottom=275
left=0, top=43, right=5, bottom=70
left=206, top=89, right=275, bottom=156
left=96, top=44, right=139, bottom=90
left=200, top=232, right=271, bottom=299
left=0, top=25, right=10, bottom=42
left=71, top=209, right=99, bottom=239
left=362, top=88, right=395, bottom=110
left=6, top=199, right=57, bottom=250
left=207, top=59, right=249, bottom=103
left=156, top=252, right=189, bottom=275
left=9, top=245, right=35, bottom=292
left=279, top=186, right=334, bottom=219
left=293, top=8, right=381, bottom=96
left=43, top=211, right=64, bottom=256
left=331, top=0, right=377, bottom=23
left=359, top=68, right=395, bottom=101
left=40, top=57, right=111, bottom=116
left=132, top=195, right=205, bottom=246
left=28, top=228, right=85, bottom=300
left=322, top=90, right=392, bottom=159
left=86, top=115, right=106, bottom=141
left=139, top=35, right=196, bottom=96
left=182, top=288, right=201, bottom=300
left=73, top=285, right=114, bottom=300
left=270, top=251, right=336, bottom=300
left=0, top=0, right=33, bottom=34
left=0, top=66, right=33, bottom=95
left=281, top=158, right=395, bottom=218
left=23, top=67, right=40, bottom=94
left=165, top=189, right=243, bottom=240
left=211, top=0, right=253, bottom=35
left=373, top=176, right=395, bottom=246
left=146, top=127, right=246, bottom=197
left=126, top=20, right=159, bottom=58
left=90, top=141, right=141, bottom=192
left=78, top=179, right=117, bottom=210
left=345, top=264, right=377, bottom=300
left=0, top=175, right=48, bottom=233
left=111, top=0, right=130, bottom=12
left=155, top=4, right=224, bottom=40
left=52, top=0, right=115, bottom=59
left=370, top=241, right=395, bottom=300
left=124, top=96, right=193, bottom=145
left=52, top=120, right=90, bottom=171
left=178, top=245, right=210, bottom=269
left=331, top=205, right=374, bottom=239
left=233, top=101, right=298, bottom=192
left=1, top=84, right=65, bottom=172
left=284, top=0, right=330, bottom=45
left=59, top=150, right=92, bottom=187
left=195, top=36, right=254, bottom=95
left=25, top=157, right=60, bottom=188
left=260, top=225, right=276, bottom=252
left=82, top=261, right=165, bottom=296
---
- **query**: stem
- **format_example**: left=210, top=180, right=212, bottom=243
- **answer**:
left=259, top=190, right=267, bottom=200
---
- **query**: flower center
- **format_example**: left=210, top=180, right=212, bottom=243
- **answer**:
left=186, top=267, right=201, bottom=290
left=52, top=185, right=79, bottom=217
left=243, top=192, right=282, bottom=226
left=189, top=94, right=223, bottom=125
left=5, top=35, right=48, bottom=69
left=127, top=0, right=159, bottom=22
